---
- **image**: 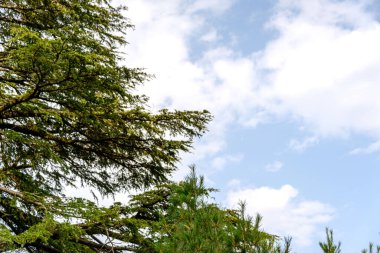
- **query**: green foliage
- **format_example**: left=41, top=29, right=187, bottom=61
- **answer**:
left=362, top=243, right=380, bottom=253
left=0, top=0, right=210, bottom=251
left=0, top=0, right=211, bottom=195
left=3, top=1, right=379, bottom=252
left=318, top=228, right=380, bottom=253
left=319, top=228, right=341, bottom=253
left=127, top=167, right=293, bottom=253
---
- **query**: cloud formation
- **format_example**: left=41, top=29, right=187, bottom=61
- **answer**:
left=118, top=0, right=380, bottom=157
left=226, top=185, right=334, bottom=247
left=118, top=0, right=260, bottom=173
left=349, top=140, right=380, bottom=155
left=258, top=0, right=380, bottom=137
left=289, top=136, right=319, bottom=152
left=112, top=0, right=380, bottom=247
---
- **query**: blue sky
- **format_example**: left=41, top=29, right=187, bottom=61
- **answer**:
left=113, top=0, right=380, bottom=252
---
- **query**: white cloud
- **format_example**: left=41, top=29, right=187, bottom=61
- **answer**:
left=265, top=160, right=284, bottom=172
left=113, top=0, right=380, bottom=178
left=226, top=185, right=334, bottom=247
left=289, top=136, right=319, bottom=152
left=349, top=140, right=380, bottom=155
left=188, top=0, right=237, bottom=14
left=114, top=0, right=262, bottom=178
left=274, top=0, right=375, bottom=29
left=256, top=0, right=380, bottom=138
left=102, top=2, right=348, bottom=247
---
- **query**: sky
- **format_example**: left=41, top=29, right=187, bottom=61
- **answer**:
left=111, top=0, right=380, bottom=252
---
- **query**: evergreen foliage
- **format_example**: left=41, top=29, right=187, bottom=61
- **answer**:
left=318, top=228, right=380, bottom=253
left=0, top=0, right=210, bottom=251
left=1, top=1, right=379, bottom=252
left=124, top=167, right=293, bottom=253
left=155, top=168, right=278, bottom=252
left=362, top=243, right=380, bottom=253
left=319, top=228, right=341, bottom=253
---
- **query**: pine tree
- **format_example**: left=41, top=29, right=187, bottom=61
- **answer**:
left=0, top=0, right=210, bottom=251
left=319, top=228, right=341, bottom=253
left=131, top=167, right=292, bottom=253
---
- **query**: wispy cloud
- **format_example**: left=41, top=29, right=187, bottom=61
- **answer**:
left=349, top=140, right=380, bottom=155
left=289, top=136, right=319, bottom=152
left=188, top=0, right=237, bottom=14
left=265, top=160, right=284, bottom=172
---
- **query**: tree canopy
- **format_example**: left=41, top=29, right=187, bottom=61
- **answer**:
left=126, top=167, right=293, bottom=253
left=1, top=1, right=378, bottom=252
left=0, top=0, right=211, bottom=195
left=0, top=0, right=211, bottom=251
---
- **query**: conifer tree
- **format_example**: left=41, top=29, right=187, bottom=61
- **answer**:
left=0, top=0, right=210, bottom=251
left=127, top=167, right=293, bottom=253
left=319, top=228, right=341, bottom=253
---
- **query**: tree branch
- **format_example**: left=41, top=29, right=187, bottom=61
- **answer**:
left=0, top=185, right=43, bottom=207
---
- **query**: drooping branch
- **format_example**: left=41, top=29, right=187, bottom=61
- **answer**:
left=0, top=186, right=43, bottom=207
left=0, top=1, right=211, bottom=252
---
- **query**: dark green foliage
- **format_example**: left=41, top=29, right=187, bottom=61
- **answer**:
left=0, top=166, right=293, bottom=252
left=0, top=0, right=210, bottom=251
left=0, top=0, right=211, bottom=195
left=2, top=1, right=379, bottom=252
